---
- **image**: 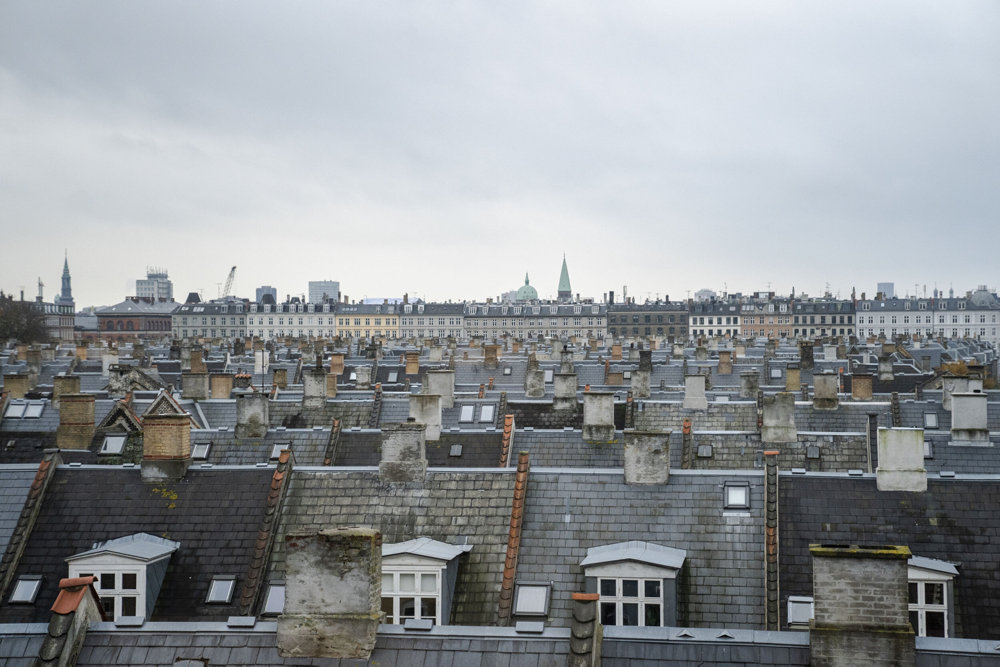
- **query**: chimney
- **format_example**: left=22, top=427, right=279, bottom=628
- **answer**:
left=424, top=370, right=455, bottom=409
left=408, top=394, right=442, bottom=440
left=236, top=392, right=270, bottom=439
left=877, top=354, right=894, bottom=382
left=682, top=374, right=708, bottom=410
left=734, top=342, right=747, bottom=358
left=876, top=427, right=926, bottom=492
left=329, top=353, right=345, bottom=376
left=950, top=391, right=989, bottom=446
left=355, top=365, right=372, bottom=390
left=813, top=371, right=840, bottom=410
left=210, top=373, right=234, bottom=399
left=179, top=345, right=192, bottom=372
left=484, top=344, right=500, bottom=370
left=524, top=367, right=546, bottom=398
left=717, top=349, right=733, bottom=375
left=553, top=372, right=578, bottom=411
left=784, top=364, right=801, bottom=392
left=141, top=413, right=191, bottom=482
left=428, top=346, right=443, bottom=363
left=75, top=343, right=88, bottom=362
left=39, top=576, right=106, bottom=666
left=809, top=544, right=914, bottom=666
left=272, top=367, right=288, bottom=389
left=739, top=370, right=759, bottom=398
left=181, top=371, right=209, bottom=400
left=52, top=374, right=80, bottom=408
left=610, top=344, right=622, bottom=361
left=623, top=429, right=671, bottom=484
left=560, top=345, right=575, bottom=373
left=798, top=341, right=814, bottom=370
left=568, top=592, right=602, bottom=667
left=851, top=374, right=874, bottom=401
left=582, top=391, right=615, bottom=443
left=189, top=348, right=207, bottom=374
left=302, top=366, right=327, bottom=409
left=254, top=348, right=269, bottom=375
left=277, top=528, right=382, bottom=659
left=57, top=393, right=95, bottom=449
left=761, top=392, right=797, bottom=443
left=379, top=422, right=428, bottom=482
left=405, top=351, right=420, bottom=375
left=3, top=373, right=29, bottom=399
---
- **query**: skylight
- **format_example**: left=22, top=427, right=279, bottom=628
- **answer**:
left=270, top=444, right=289, bottom=460
left=206, top=576, right=236, bottom=604
left=3, top=402, right=26, bottom=419
left=263, top=582, right=285, bottom=615
left=388, top=371, right=399, bottom=382
left=459, top=405, right=475, bottom=422
left=99, top=434, right=127, bottom=456
left=192, top=442, right=211, bottom=460
left=9, top=576, right=42, bottom=604
left=480, top=405, right=495, bottom=422
left=23, top=402, right=44, bottom=418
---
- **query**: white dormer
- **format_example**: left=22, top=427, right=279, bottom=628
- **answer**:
left=66, top=533, right=180, bottom=620
left=380, top=537, right=472, bottom=626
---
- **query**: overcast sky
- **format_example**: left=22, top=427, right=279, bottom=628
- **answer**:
left=1, top=2, right=998, bottom=308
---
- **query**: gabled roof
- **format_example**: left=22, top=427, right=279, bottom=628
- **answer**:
left=580, top=540, right=687, bottom=570
left=66, top=532, right=180, bottom=563
left=383, top=537, right=473, bottom=561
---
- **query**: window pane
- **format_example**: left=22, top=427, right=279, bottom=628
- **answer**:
left=909, top=610, right=920, bottom=633
left=420, top=573, right=437, bottom=593
left=622, top=603, right=639, bottom=626
left=926, top=611, right=945, bottom=637
left=644, top=580, right=661, bottom=598
left=122, top=573, right=137, bottom=590
left=381, top=597, right=394, bottom=622
left=399, top=574, right=416, bottom=593
left=400, top=597, right=416, bottom=619
left=925, top=583, right=944, bottom=606
left=101, top=573, right=116, bottom=590
left=420, top=597, right=437, bottom=620
left=622, top=579, right=639, bottom=597
left=600, top=579, right=616, bottom=596
left=121, top=596, right=137, bottom=616
left=101, top=598, right=115, bottom=616
left=908, top=582, right=918, bottom=604
left=600, top=602, right=616, bottom=625
left=644, top=603, right=661, bottom=627
left=382, top=574, right=394, bottom=593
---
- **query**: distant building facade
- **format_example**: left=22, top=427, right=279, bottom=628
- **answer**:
left=464, top=302, right=606, bottom=341
left=247, top=299, right=338, bottom=340
left=255, top=285, right=278, bottom=304
left=308, top=280, right=340, bottom=304
left=607, top=300, right=688, bottom=340
left=399, top=302, right=465, bottom=340
left=336, top=302, right=399, bottom=340
left=136, top=269, right=173, bottom=302
left=171, top=294, right=247, bottom=340
left=855, top=286, right=1000, bottom=347
left=97, top=298, right=177, bottom=339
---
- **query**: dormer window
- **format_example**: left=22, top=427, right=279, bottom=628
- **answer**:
left=580, top=541, right=686, bottom=627
left=381, top=538, right=472, bottom=626
left=908, top=556, right=957, bottom=637
left=99, top=433, right=127, bottom=456
left=67, top=533, right=180, bottom=621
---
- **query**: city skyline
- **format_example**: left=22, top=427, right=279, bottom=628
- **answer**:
left=2, top=2, right=998, bottom=307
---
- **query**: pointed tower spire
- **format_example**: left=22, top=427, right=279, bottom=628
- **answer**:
left=557, top=254, right=572, bottom=303
left=58, top=252, right=73, bottom=305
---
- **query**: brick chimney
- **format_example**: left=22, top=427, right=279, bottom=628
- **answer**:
left=236, top=392, right=269, bottom=439
left=379, top=422, right=428, bottom=482
left=784, top=363, right=800, bottom=392
left=583, top=392, right=615, bottom=443
left=277, top=528, right=382, bottom=659
left=717, top=349, right=733, bottom=375
left=798, top=341, right=814, bottom=370
left=851, top=374, right=873, bottom=401
left=405, top=351, right=421, bottom=375
left=761, top=392, right=797, bottom=444
left=329, top=353, right=345, bottom=376
left=408, top=394, right=442, bottom=440
left=210, top=373, right=234, bottom=399
left=623, top=429, right=671, bottom=484
left=484, top=344, right=500, bottom=370
left=424, top=370, right=455, bottom=409
left=809, top=544, right=914, bottom=666
left=57, top=393, right=95, bottom=449
left=141, top=413, right=191, bottom=482
left=52, top=374, right=80, bottom=409
left=3, top=373, right=29, bottom=399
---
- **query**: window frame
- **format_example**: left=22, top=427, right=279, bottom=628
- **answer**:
left=380, top=567, right=442, bottom=625
left=597, top=577, right=664, bottom=627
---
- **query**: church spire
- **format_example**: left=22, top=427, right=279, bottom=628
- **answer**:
left=58, top=252, right=73, bottom=305
left=557, top=254, right=572, bottom=303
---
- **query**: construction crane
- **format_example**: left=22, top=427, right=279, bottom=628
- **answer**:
left=222, top=266, right=236, bottom=298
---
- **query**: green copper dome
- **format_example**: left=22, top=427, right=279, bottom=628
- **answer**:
left=516, top=273, right=538, bottom=302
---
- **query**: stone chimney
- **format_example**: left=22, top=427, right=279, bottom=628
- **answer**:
left=553, top=372, right=578, bottom=411
left=623, top=430, right=671, bottom=484
left=210, top=373, right=234, bottom=399
left=809, top=544, right=914, bottom=666
left=405, top=351, right=420, bottom=375
left=379, top=422, right=428, bottom=482
left=182, top=371, right=209, bottom=400
left=57, top=393, right=95, bottom=449
left=798, top=341, right=814, bottom=370
left=583, top=392, right=615, bottom=443
left=761, top=392, right=797, bottom=443
left=739, top=370, right=759, bottom=399
left=52, top=374, right=80, bottom=408
left=302, top=367, right=327, bottom=409
left=734, top=342, right=747, bottom=358
left=694, top=345, right=708, bottom=361
left=784, top=363, right=800, bottom=392
left=524, top=368, right=545, bottom=398
left=876, top=427, right=926, bottom=492
left=631, top=350, right=652, bottom=399
left=484, top=344, right=500, bottom=370
left=424, top=370, right=455, bottom=409
left=851, top=374, right=873, bottom=401
left=141, top=413, right=191, bottom=482
left=950, top=391, right=989, bottom=446
left=560, top=345, right=575, bottom=374
left=717, top=350, right=733, bottom=375
left=878, top=354, right=894, bottom=382
left=180, top=344, right=192, bottom=372
left=277, top=528, right=382, bottom=659
left=236, top=392, right=270, bottom=439
left=3, top=373, right=29, bottom=399
left=813, top=371, right=839, bottom=410
left=428, top=346, right=443, bottom=363
left=272, top=367, right=288, bottom=389
left=408, top=394, right=442, bottom=440
left=682, top=374, right=708, bottom=410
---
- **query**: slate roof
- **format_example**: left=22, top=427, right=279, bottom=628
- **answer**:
left=516, top=470, right=765, bottom=629
left=512, top=429, right=628, bottom=468
left=0, top=467, right=36, bottom=558
left=272, top=468, right=518, bottom=626
left=780, top=473, right=1000, bottom=639
left=189, top=428, right=331, bottom=466
left=0, top=466, right=275, bottom=624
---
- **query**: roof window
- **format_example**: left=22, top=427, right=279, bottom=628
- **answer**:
left=480, top=405, right=495, bottom=423
left=9, top=575, right=42, bottom=604
left=192, top=442, right=211, bottom=460
left=206, top=576, right=236, bottom=604
left=270, top=444, right=289, bottom=460
left=262, top=581, right=284, bottom=616
left=23, top=402, right=45, bottom=418
left=459, top=405, right=475, bottom=423
left=513, top=581, right=552, bottom=616
left=724, top=481, right=750, bottom=509
left=99, top=434, right=127, bottom=456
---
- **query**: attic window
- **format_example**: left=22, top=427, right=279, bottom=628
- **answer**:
left=543, top=369, right=554, bottom=383
left=480, top=405, right=495, bottom=422
left=503, top=367, right=512, bottom=376
left=262, top=582, right=284, bottom=616
left=513, top=581, right=552, bottom=616
left=923, top=413, right=939, bottom=429
left=270, top=444, right=289, bottom=460
left=100, top=434, right=127, bottom=456
left=206, top=576, right=236, bottom=604
left=350, top=372, right=357, bottom=381
left=787, top=596, right=814, bottom=629
left=3, top=402, right=27, bottom=419
left=770, top=368, right=782, bottom=379
left=459, top=405, right=475, bottom=422
left=9, top=575, right=42, bottom=604
left=192, top=443, right=211, bottom=460
left=623, top=371, right=631, bottom=380
left=724, top=481, right=750, bottom=509
left=23, top=402, right=44, bottom=418
left=388, top=371, right=399, bottom=383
